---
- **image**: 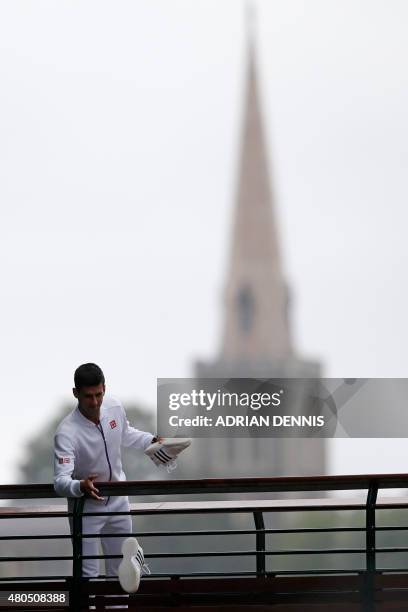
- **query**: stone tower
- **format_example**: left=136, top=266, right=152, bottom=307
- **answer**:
left=221, top=25, right=291, bottom=364
left=188, top=13, right=326, bottom=478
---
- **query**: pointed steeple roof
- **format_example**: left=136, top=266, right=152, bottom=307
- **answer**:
left=220, top=11, right=292, bottom=362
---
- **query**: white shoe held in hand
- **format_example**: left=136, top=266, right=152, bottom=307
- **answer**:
left=118, top=537, right=149, bottom=594
left=144, top=438, right=192, bottom=472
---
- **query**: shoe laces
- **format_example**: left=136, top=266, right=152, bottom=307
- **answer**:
left=135, top=547, right=151, bottom=576
left=166, top=459, right=178, bottom=473
left=141, top=562, right=151, bottom=576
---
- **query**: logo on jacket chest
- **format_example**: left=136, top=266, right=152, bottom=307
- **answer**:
left=109, top=419, right=117, bottom=429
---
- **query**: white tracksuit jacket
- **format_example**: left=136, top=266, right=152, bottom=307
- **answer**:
left=54, top=395, right=154, bottom=498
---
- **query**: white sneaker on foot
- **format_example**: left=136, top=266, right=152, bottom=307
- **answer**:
left=144, top=438, right=192, bottom=471
left=118, top=537, right=148, bottom=594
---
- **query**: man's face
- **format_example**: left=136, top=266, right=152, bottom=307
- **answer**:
left=73, top=383, right=105, bottom=415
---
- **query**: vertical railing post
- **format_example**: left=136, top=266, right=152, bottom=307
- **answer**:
left=364, top=482, right=378, bottom=611
left=70, top=497, right=85, bottom=612
left=253, top=511, right=266, bottom=577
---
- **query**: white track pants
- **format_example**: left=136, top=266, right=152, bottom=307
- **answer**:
left=70, top=495, right=132, bottom=577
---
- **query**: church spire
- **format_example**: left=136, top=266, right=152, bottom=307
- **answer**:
left=245, top=0, right=256, bottom=49
left=220, top=9, right=292, bottom=362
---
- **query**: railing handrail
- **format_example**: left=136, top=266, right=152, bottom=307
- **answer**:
left=1, top=473, right=408, bottom=499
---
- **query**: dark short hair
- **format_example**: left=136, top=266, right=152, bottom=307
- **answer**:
left=74, top=363, right=105, bottom=390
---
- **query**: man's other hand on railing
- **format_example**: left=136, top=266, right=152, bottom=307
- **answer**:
left=80, top=474, right=104, bottom=501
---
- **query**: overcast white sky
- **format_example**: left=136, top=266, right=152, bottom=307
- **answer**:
left=1, top=0, right=408, bottom=484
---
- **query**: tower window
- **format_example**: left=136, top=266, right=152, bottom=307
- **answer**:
left=237, top=285, right=255, bottom=333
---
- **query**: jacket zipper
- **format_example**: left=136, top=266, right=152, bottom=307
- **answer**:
left=96, top=423, right=112, bottom=505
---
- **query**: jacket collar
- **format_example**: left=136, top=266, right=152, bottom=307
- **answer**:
left=74, top=402, right=108, bottom=428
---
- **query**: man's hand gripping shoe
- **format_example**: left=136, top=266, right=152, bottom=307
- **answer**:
left=144, top=438, right=192, bottom=472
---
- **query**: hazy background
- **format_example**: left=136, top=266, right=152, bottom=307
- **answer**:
left=1, top=0, right=408, bottom=484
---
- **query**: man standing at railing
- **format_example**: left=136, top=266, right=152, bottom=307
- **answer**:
left=53, top=362, right=190, bottom=592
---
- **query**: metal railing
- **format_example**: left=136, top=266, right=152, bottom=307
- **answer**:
left=1, top=474, right=408, bottom=610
